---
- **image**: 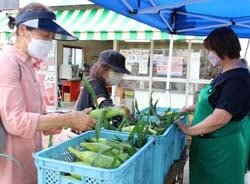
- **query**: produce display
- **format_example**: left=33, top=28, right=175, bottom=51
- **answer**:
left=63, top=127, right=147, bottom=181
left=122, top=98, right=189, bottom=135
left=61, top=79, right=188, bottom=181
left=83, top=77, right=189, bottom=136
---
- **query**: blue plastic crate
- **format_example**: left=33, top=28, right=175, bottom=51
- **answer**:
left=134, top=107, right=187, bottom=184
left=34, top=130, right=154, bottom=184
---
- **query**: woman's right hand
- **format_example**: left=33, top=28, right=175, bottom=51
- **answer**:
left=67, top=110, right=96, bottom=132
left=181, top=104, right=195, bottom=112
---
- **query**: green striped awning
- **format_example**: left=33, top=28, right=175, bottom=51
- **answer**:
left=55, top=8, right=163, bottom=40
left=0, top=8, right=202, bottom=42
left=56, top=8, right=202, bottom=40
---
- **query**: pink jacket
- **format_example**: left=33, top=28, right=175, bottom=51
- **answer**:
left=0, top=46, right=45, bottom=184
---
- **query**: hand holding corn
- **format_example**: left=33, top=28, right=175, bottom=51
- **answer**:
left=67, top=111, right=96, bottom=132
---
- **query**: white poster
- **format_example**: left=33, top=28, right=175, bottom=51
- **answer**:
left=190, top=52, right=201, bottom=80
left=128, top=50, right=139, bottom=63
left=153, top=54, right=183, bottom=76
left=120, top=49, right=149, bottom=74
left=138, top=50, right=149, bottom=74
left=139, top=60, right=148, bottom=74
left=120, top=49, right=132, bottom=72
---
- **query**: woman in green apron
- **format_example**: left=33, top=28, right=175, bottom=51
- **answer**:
left=177, top=27, right=250, bottom=184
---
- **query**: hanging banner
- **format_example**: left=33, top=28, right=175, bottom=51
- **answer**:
left=154, top=54, right=183, bottom=76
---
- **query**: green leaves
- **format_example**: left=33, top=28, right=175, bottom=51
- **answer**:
left=95, top=109, right=105, bottom=141
left=128, top=119, right=148, bottom=148
left=82, top=77, right=98, bottom=109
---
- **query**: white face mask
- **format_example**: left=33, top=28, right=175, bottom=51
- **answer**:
left=27, top=33, right=52, bottom=60
left=106, top=71, right=123, bottom=85
left=208, top=51, right=221, bottom=67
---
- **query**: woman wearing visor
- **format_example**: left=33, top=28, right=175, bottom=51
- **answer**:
left=0, top=3, right=95, bottom=184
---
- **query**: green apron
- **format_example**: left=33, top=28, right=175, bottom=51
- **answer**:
left=241, top=112, right=250, bottom=172
left=190, top=84, right=248, bottom=184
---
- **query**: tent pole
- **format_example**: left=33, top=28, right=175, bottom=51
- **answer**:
left=120, top=0, right=134, bottom=12
left=113, top=40, right=119, bottom=51
left=166, top=34, right=173, bottom=90
left=244, top=39, right=250, bottom=59
left=149, top=0, right=173, bottom=32
left=112, top=40, right=119, bottom=105
left=54, top=40, right=59, bottom=110
left=165, top=34, right=174, bottom=107
left=185, top=40, right=192, bottom=106
left=148, top=40, right=154, bottom=107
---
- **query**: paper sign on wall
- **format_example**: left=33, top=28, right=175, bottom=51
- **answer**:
left=190, top=52, right=200, bottom=80
left=154, top=54, right=183, bottom=76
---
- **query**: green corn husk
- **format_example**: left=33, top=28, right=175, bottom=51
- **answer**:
left=134, top=99, right=140, bottom=114
left=95, top=110, right=105, bottom=141
left=88, top=138, right=136, bottom=155
left=80, top=142, right=110, bottom=152
left=89, top=107, right=127, bottom=120
left=121, top=125, right=135, bottom=132
left=82, top=77, right=98, bottom=109
left=68, top=147, right=121, bottom=168
left=80, top=142, right=129, bottom=162
left=48, top=135, right=53, bottom=147
left=105, top=108, right=125, bottom=119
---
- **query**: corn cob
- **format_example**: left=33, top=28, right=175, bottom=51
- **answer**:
left=80, top=142, right=129, bottom=161
left=89, top=137, right=137, bottom=155
left=121, top=125, right=135, bottom=132
left=68, top=147, right=121, bottom=168
left=89, top=107, right=127, bottom=120
left=80, top=142, right=111, bottom=152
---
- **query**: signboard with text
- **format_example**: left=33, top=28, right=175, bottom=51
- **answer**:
left=153, top=54, right=183, bottom=76
left=120, top=49, right=149, bottom=75
left=37, top=58, right=57, bottom=110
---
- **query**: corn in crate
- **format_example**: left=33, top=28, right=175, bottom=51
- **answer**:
left=33, top=130, right=154, bottom=184
left=103, top=105, right=188, bottom=184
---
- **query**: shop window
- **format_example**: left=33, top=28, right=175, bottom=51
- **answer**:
left=120, top=80, right=149, bottom=90
left=152, top=81, right=166, bottom=91
left=170, top=82, right=186, bottom=93
left=63, top=46, right=83, bottom=66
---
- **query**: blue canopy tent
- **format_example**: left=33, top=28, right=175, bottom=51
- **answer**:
left=89, top=0, right=250, bottom=38
left=90, top=0, right=250, bottom=91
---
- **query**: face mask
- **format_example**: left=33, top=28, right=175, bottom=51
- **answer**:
left=106, top=71, right=123, bottom=85
left=27, top=32, right=52, bottom=60
left=208, top=51, right=221, bottom=67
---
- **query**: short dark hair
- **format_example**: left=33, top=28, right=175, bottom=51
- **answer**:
left=203, top=27, right=241, bottom=59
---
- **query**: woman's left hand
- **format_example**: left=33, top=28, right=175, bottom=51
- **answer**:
left=176, top=120, right=191, bottom=135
